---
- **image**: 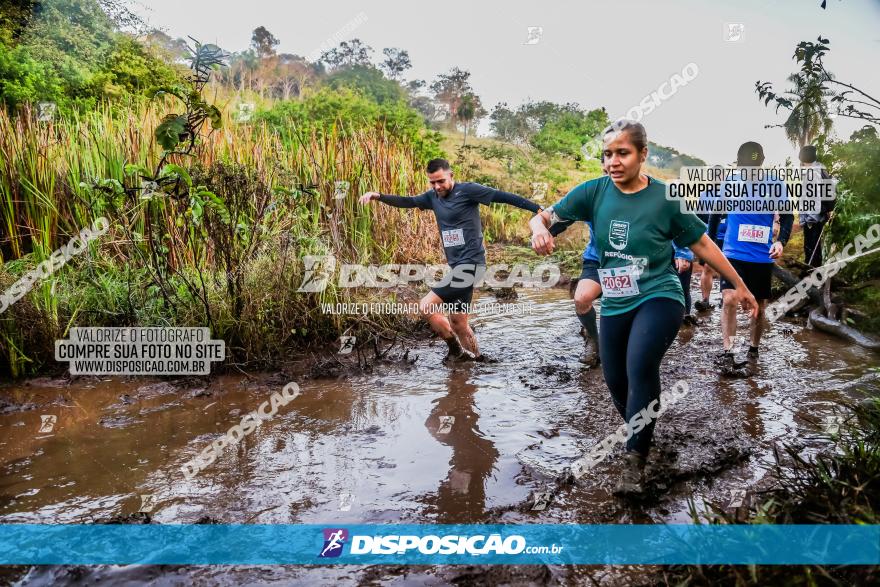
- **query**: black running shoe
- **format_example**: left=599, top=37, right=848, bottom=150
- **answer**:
left=579, top=336, right=600, bottom=367
left=718, top=352, right=751, bottom=378
left=694, top=299, right=713, bottom=312
left=613, top=451, right=646, bottom=496
left=682, top=314, right=700, bottom=326
left=442, top=336, right=466, bottom=362
left=747, top=346, right=759, bottom=360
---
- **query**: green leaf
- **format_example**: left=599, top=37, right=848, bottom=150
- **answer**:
left=155, top=114, right=188, bottom=150
left=197, top=189, right=231, bottom=224
left=206, top=105, right=222, bottom=129
left=160, top=163, right=193, bottom=187
left=124, top=163, right=152, bottom=178
left=153, top=85, right=187, bottom=101
left=189, top=201, right=203, bottom=224
left=97, top=178, right=125, bottom=195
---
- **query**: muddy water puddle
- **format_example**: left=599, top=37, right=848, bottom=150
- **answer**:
left=1, top=286, right=877, bottom=584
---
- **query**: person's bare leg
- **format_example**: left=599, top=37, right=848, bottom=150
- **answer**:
left=449, top=312, right=479, bottom=357
left=721, top=288, right=738, bottom=351
left=749, top=300, right=768, bottom=348
left=573, top=279, right=602, bottom=317
left=419, top=292, right=457, bottom=347
left=700, top=265, right=715, bottom=303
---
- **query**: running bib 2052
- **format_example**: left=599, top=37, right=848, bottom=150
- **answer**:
left=737, top=224, right=770, bottom=244
left=441, top=229, right=465, bottom=247
left=598, top=266, right=640, bottom=297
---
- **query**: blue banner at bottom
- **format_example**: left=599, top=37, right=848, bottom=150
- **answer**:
left=0, top=524, right=878, bottom=565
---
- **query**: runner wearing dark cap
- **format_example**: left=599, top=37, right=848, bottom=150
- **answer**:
left=708, top=142, right=794, bottom=373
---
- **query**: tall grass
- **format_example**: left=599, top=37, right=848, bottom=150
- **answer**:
left=0, top=99, right=444, bottom=376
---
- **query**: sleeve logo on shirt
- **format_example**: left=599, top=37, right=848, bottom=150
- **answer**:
left=608, top=220, right=630, bottom=251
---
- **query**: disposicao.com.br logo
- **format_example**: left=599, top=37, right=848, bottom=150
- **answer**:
left=317, top=528, right=562, bottom=557
left=297, top=255, right=560, bottom=292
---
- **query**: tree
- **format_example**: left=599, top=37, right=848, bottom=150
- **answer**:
left=409, top=95, right=438, bottom=124
left=101, top=35, right=184, bottom=97
left=457, top=93, right=486, bottom=145
left=221, top=50, right=259, bottom=93
left=489, top=102, right=532, bottom=143
left=405, top=79, right=425, bottom=94
left=325, top=64, right=404, bottom=104
left=826, top=126, right=880, bottom=269
left=250, top=26, right=279, bottom=59
left=430, top=67, right=473, bottom=128
left=0, top=0, right=182, bottom=112
left=273, top=53, right=315, bottom=100
left=776, top=73, right=835, bottom=147
left=142, top=30, right=189, bottom=63
left=488, top=100, right=608, bottom=154
left=319, top=38, right=373, bottom=70
left=0, top=0, right=38, bottom=40
left=96, top=0, right=148, bottom=33
left=757, top=37, right=880, bottom=129
left=380, top=47, right=411, bottom=80
left=21, top=0, right=116, bottom=73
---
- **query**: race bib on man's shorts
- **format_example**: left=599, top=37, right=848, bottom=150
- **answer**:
left=737, top=224, right=770, bottom=244
left=442, top=229, right=465, bottom=247
left=598, top=265, right=640, bottom=297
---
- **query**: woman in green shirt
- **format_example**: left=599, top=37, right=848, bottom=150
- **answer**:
left=529, top=120, right=758, bottom=495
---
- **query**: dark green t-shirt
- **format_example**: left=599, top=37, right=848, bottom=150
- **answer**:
left=552, top=175, right=706, bottom=316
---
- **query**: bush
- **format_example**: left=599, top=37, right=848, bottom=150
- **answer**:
left=825, top=126, right=880, bottom=280
left=256, top=87, right=443, bottom=163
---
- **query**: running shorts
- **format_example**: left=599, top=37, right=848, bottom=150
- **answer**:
left=720, top=258, right=773, bottom=301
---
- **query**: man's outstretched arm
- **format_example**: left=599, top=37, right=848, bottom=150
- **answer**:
left=467, top=184, right=543, bottom=214
left=359, top=191, right=431, bottom=209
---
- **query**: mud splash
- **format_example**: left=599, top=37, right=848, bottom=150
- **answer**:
left=1, top=285, right=876, bottom=585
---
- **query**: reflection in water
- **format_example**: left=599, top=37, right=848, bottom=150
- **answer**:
left=423, top=365, right=499, bottom=522
left=0, top=289, right=874, bottom=532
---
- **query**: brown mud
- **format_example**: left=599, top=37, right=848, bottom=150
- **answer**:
left=1, top=284, right=877, bottom=586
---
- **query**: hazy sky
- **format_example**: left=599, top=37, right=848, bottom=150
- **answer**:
left=133, top=0, right=880, bottom=164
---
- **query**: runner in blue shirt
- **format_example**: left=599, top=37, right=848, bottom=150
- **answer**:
left=673, top=243, right=696, bottom=323
left=708, top=142, right=793, bottom=374
left=695, top=182, right=727, bottom=312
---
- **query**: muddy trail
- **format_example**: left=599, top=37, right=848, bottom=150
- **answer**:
left=1, top=286, right=878, bottom=586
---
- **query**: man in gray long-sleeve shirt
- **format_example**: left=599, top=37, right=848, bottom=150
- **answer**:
left=359, top=158, right=543, bottom=360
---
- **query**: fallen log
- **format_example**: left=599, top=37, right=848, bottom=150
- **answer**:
left=771, top=265, right=825, bottom=308
left=809, top=307, right=880, bottom=351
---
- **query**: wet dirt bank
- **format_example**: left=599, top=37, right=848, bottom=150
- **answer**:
left=1, top=284, right=877, bottom=585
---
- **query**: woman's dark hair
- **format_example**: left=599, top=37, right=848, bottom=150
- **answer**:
left=603, top=120, right=648, bottom=151
left=426, top=158, right=451, bottom=173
